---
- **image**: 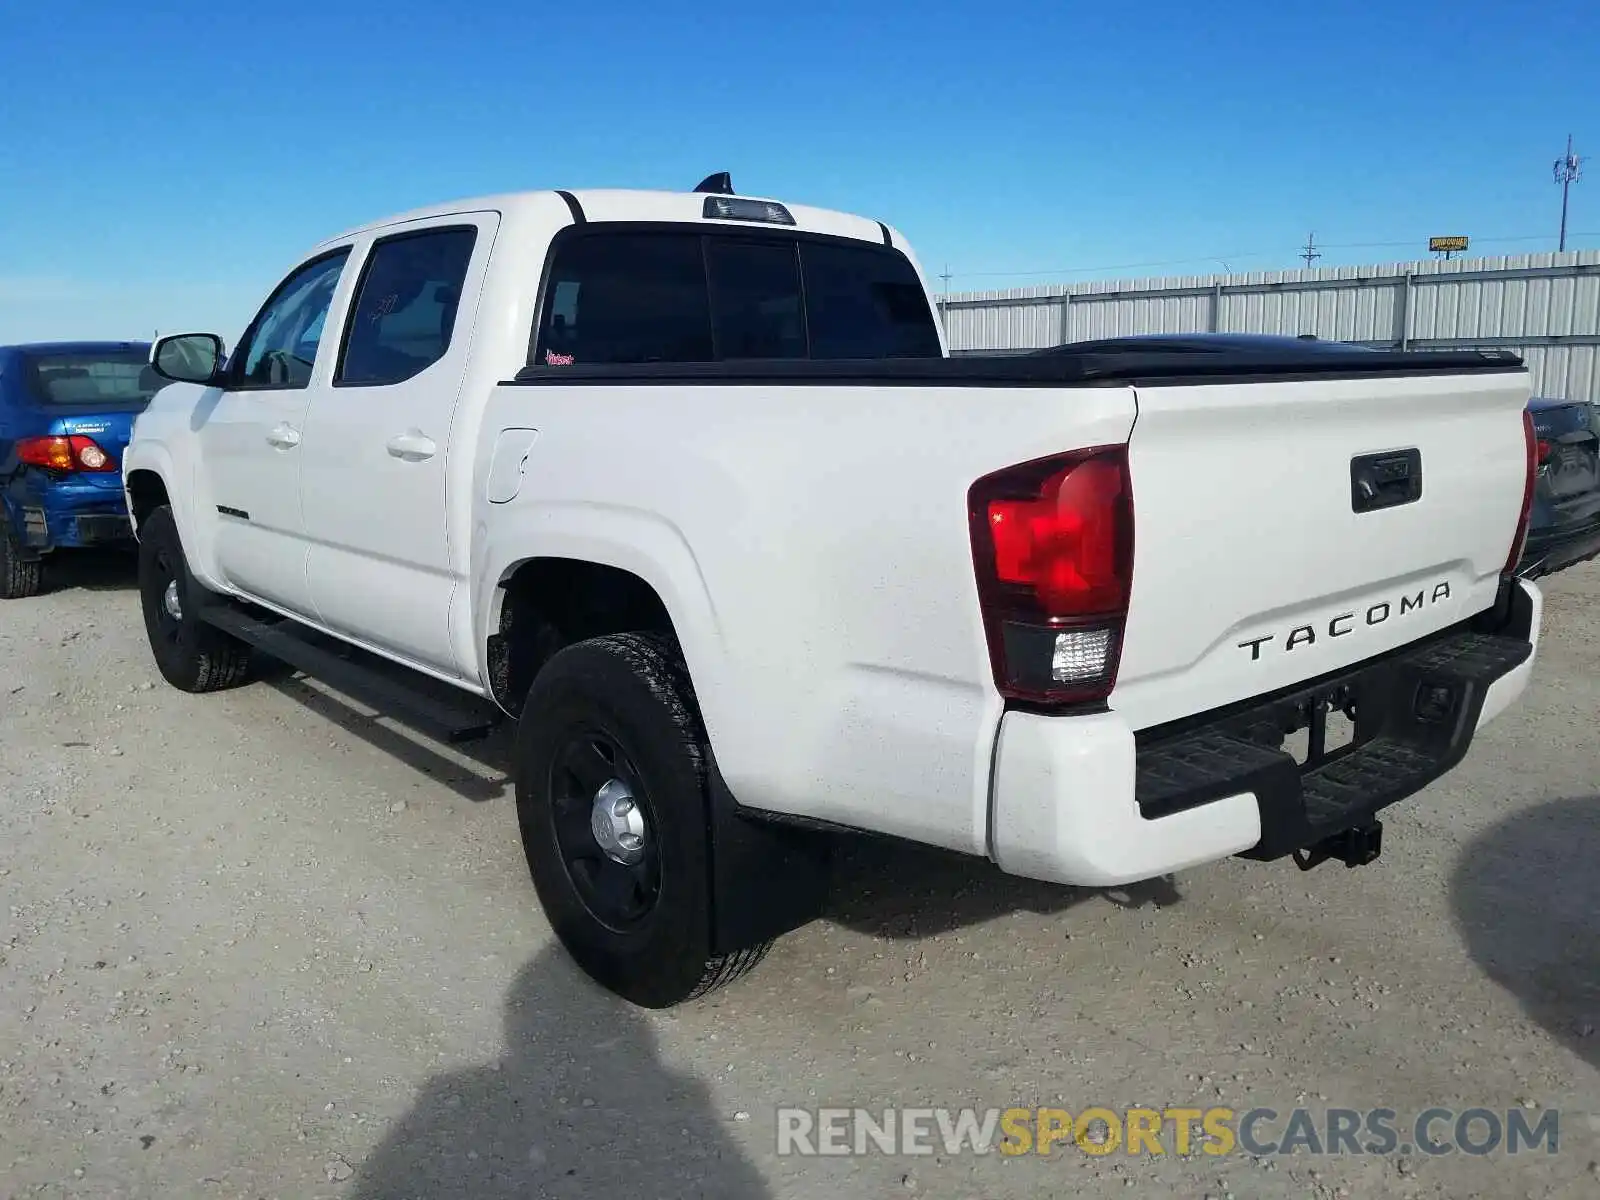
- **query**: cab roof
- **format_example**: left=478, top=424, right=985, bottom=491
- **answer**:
left=316, top=188, right=900, bottom=253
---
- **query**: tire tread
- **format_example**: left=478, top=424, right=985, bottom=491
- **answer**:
left=0, top=518, right=43, bottom=600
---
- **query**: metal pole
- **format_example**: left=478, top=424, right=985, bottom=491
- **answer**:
left=1554, top=133, right=1583, bottom=253
left=1559, top=139, right=1571, bottom=252
left=1561, top=153, right=1574, bottom=252
left=1397, top=272, right=1412, bottom=350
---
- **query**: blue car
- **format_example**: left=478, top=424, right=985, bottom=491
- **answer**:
left=0, top=340, right=161, bottom=598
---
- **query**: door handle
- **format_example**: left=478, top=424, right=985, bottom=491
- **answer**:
left=386, top=431, right=437, bottom=462
left=266, top=423, right=301, bottom=449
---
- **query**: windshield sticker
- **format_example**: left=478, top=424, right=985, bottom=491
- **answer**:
left=544, top=350, right=574, bottom=366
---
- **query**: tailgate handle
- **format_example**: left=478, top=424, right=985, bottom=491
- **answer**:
left=1351, top=449, right=1422, bottom=513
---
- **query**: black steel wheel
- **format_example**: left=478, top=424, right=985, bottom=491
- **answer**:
left=515, top=632, right=771, bottom=1008
left=548, top=726, right=662, bottom=933
left=137, top=504, right=252, bottom=692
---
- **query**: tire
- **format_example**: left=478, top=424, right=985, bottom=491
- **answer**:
left=0, top=513, right=43, bottom=599
left=515, top=632, right=770, bottom=1008
left=137, top=504, right=252, bottom=692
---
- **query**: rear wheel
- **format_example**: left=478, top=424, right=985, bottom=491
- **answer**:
left=515, top=632, right=770, bottom=1008
left=137, top=505, right=252, bottom=692
left=0, top=513, right=43, bottom=600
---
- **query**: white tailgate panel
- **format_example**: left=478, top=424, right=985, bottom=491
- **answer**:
left=1112, top=368, right=1530, bottom=731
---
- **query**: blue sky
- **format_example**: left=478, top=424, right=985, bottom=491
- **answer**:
left=2, top=0, right=1595, bottom=342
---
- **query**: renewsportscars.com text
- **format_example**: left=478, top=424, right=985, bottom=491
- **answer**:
left=775, top=1105, right=1559, bottom=1158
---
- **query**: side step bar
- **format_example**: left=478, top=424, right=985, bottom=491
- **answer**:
left=200, top=606, right=504, bottom=743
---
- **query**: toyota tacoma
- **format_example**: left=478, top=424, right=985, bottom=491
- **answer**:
left=123, top=177, right=1545, bottom=1007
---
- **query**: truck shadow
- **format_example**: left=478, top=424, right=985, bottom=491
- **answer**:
left=350, top=942, right=773, bottom=1200
left=262, top=671, right=515, bottom=803
left=1449, top=794, right=1600, bottom=1070
left=822, top=835, right=1182, bottom=938
left=257, top=678, right=1182, bottom=932
left=39, top=547, right=138, bottom=593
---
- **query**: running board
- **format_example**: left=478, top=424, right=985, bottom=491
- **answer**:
left=200, top=606, right=504, bottom=743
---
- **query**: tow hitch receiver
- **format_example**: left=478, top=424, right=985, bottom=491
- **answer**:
left=1293, top=820, right=1383, bottom=871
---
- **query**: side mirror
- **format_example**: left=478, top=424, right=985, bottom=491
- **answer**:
left=151, top=333, right=226, bottom=385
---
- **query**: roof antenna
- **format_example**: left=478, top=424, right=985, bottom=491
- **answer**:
left=694, top=172, right=734, bottom=195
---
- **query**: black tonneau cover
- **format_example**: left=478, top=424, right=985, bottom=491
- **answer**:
left=510, top=335, right=1524, bottom=388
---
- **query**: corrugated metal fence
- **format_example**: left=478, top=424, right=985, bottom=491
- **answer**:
left=935, top=250, right=1600, bottom=403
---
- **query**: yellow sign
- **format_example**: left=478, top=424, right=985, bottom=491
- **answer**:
left=1429, top=236, right=1470, bottom=252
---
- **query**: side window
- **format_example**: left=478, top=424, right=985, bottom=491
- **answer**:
left=533, top=233, right=712, bottom=365
left=231, top=250, right=351, bottom=390
left=705, top=240, right=806, bottom=360
left=336, top=226, right=478, bottom=387
left=801, top=242, right=943, bottom=359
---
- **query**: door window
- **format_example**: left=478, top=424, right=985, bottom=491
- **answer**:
left=336, top=226, right=479, bottom=387
left=231, top=250, right=351, bottom=390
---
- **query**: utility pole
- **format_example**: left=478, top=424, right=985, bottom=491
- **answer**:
left=938, top=263, right=952, bottom=297
left=1553, top=133, right=1584, bottom=252
left=1299, top=233, right=1321, bottom=269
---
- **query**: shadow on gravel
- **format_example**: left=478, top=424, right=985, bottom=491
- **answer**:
left=823, top=835, right=1183, bottom=939
left=265, top=671, right=515, bottom=802
left=351, top=943, right=771, bottom=1200
left=38, top=547, right=138, bottom=593
left=1450, top=795, right=1600, bottom=1070
left=255, top=641, right=1181, bottom=935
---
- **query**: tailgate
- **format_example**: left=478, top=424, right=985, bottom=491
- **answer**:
left=1112, top=366, right=1531, bottom=731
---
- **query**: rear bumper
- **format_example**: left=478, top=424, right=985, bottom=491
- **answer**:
left=1519, top=517, right=1600, bottom=578
left=989, top=579, right=1541, bottom=887
left=3, top=484, right=133, bottom=551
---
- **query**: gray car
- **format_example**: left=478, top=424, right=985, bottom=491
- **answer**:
left=1520, top=395, right=1600, bottom=578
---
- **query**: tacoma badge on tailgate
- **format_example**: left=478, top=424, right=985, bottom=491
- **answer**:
left=1237, top=581, right=1453, bottom=660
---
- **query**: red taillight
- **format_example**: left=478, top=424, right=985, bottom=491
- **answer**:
left=1535, top=438, right=1553, bottom=465
left=15, top=435, right=118, bottom=474
left=968, top=445, right=1134, bottom=706
left=1505, top=409, right=1538, bottom=575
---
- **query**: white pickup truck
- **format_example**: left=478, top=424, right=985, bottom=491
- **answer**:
left=125, top=176, right=1544, bottom=1007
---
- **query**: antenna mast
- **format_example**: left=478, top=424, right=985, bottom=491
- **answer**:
left=1554, top=134, right=1584, bottom=252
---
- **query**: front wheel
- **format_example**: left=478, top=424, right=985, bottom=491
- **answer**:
left=515, top=632, right=770, bottom=1008
left=137, top=505, right=252, bottom=692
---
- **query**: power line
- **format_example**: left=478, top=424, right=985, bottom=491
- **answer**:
left=940, top=230, right=1600, bottom=281
left=1300, top=232, right=1322, bottom=268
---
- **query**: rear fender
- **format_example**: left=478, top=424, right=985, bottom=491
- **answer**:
left=473, top=503, right=725, bottom=730
left=474, top=504, right=829, bottom=958
left=0, top=480, right=40, bottom=554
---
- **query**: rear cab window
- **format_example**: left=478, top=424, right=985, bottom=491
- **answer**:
left=531, top=227, right=941, bottom=366
left=20, top=349, right=164, bottom=408
left=537, top=232, right=712, bottom=366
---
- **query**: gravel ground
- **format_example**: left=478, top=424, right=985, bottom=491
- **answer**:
left=1, top=552, right=1597, bottom=1200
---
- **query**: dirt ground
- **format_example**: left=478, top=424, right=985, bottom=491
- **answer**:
left=2, top=552, right=1597, bottom=1199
